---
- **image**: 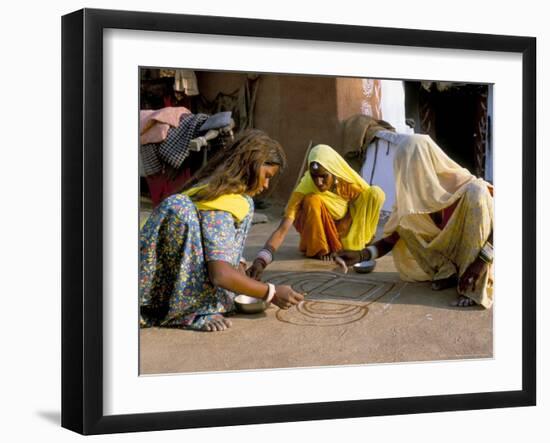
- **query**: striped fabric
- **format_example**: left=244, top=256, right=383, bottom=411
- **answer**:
left=140, top=113, right=208, bottom=176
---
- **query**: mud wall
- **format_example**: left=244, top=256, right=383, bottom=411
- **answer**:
left=196, top=72, right=367, bottom=202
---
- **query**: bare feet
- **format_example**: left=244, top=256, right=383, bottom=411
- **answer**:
left=316, top=253, right=333, bottom=262
left=451, top=295, right=477, bottom=307
left=191, top=314, right=232, bottom=332
left=205, top=315, right=232, bottom=331
left=431, top=275, right=457, bottom=291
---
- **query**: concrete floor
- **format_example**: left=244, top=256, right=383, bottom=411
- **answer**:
left=139, top=203, right=492, bottom=375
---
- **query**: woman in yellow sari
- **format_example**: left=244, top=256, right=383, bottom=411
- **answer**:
left=247, top=144, right=385, bottom=278
left=337, top=134, right=494, bottom=308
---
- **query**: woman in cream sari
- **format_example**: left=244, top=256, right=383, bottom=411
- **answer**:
left=338, top=134, right=494, bottom=308
left=247, top=144, right=384, bottom=278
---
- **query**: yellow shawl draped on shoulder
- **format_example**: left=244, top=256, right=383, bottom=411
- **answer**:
left=183, top=185, right=250, bottom=223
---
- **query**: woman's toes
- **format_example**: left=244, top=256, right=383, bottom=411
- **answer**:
left=207, top=321, right=218, bottom=331
left=453, top=295, right=475, bottom=307
left=212, top=319, right=225, bottom=331
left=452, top=296, right=463, bottom=307
left=204, top=316, right=232, bottom=332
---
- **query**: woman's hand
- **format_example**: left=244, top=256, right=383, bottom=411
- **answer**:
left=459, top=257, right=488, bottom=293
left=336, top=249, right=367, bottom=266
left=238, top=260, right=248, bottom=275
left=272, top=285, right=304, bottom=309
left=246, top=258, right=267, bottom=280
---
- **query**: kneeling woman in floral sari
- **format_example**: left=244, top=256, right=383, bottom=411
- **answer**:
left=139, top=130, right=304, bottom=332
left=338, top=134, right=494, bottom=308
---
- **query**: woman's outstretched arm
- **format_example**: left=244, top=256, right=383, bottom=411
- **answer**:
left=337, top=231, right=400, bottom=265
left=247, top=217, right=294, bottom=279
left=208, top=260, right=303, bottom=308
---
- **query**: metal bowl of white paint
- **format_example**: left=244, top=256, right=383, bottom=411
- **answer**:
left=235, top=294, right=268, bottom=314
left=353, top=259, right=376, bottom=274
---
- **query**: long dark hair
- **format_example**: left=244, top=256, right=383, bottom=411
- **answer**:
left=180, top=129, right=286, bottom=202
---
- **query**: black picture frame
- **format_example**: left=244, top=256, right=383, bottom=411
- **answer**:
left=61, top=8, right=536, bottom=435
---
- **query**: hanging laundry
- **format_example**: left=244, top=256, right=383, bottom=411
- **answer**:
left=341, top=114, right=395, bottom=160
left=174, top=69, right=199, bottom=96
left=159, top=69, right=176, bottom=78
left=139, top=143, right=163, bottom=177
left=199, top=111, right=232, bottom=132
left=156, top=113, right=209, bottom=169
left=360, top=79, right=382, bottom=120
left=140, top=106, right=191, bottom=145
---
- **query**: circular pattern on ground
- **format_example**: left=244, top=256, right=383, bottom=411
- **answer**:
left=276, top=301, right=368, bottom=327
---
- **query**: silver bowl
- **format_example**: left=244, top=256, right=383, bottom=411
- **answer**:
left=353, top=259, right=376, bottom=274
left=234, top=294, right=268, bottom=314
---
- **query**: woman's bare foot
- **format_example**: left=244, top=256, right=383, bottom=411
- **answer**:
left=431, top=275, right=457, bottom=291
left=316, top=253, right=333, bottom=262
left=312, top=252, right=332, bottom=261
left=451, top=295, right=477, bottom=307
left=191, top=314, right=232, bottom=332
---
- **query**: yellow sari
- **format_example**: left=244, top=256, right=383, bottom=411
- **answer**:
left=288, top=144, right=385, bottom=254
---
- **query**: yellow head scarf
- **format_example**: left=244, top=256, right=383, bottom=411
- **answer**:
left=293, top=144, right=384, bottom=249
left=294, top=144, right=369, bottom=219
left=183, top=185, right=250, bottom=223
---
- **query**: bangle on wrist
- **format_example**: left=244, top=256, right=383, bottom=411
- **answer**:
left=366, top=245, right=378, bottom=260
left=255, top=257, right=268, bottom=267
left=479, top=241, right=493, bottom=264
left=255, top=248, right=273, bottom=265
left=265, top=283, right=276, bottom=304
left=359, top=245, right=378, bottom=262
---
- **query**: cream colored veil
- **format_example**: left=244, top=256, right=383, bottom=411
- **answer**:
left=384, top=134, right=477, bottom=236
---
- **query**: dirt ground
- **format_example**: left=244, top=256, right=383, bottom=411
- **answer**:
left=139, top=201, right=492, bottom=375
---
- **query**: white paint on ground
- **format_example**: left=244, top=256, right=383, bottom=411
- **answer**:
left=381, top=283, right=408, bottom=312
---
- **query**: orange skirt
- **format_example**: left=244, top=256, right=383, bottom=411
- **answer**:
left=293, top=194, right=351, bottom=258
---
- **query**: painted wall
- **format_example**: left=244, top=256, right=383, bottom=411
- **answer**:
left=336, top=77, right=367, bottom=122
left=195, top=71, right=246, bottom=102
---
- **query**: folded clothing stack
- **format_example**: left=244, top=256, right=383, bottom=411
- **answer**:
left=199, top=111, right=232, bottom=132
left=140, top=112, right=208, bottom=176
